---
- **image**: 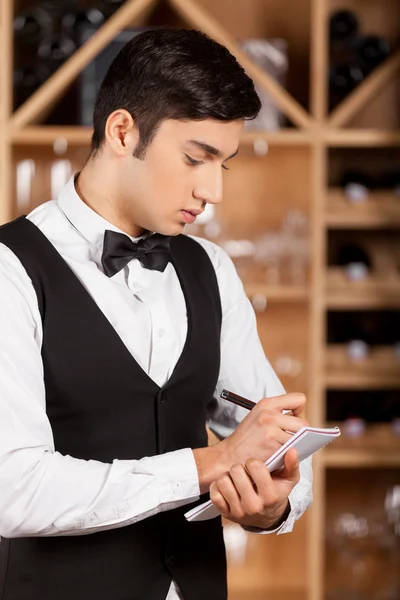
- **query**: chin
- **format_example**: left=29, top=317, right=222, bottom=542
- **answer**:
left=160, top=222, right=186, bottom=237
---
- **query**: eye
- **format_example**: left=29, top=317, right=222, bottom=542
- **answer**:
left=222, top=165, right=230, bottom=171
left=185, top=154, right=203, bottom=167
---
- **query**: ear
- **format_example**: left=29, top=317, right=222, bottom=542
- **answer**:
left=104, top=109, right=139, bottom=157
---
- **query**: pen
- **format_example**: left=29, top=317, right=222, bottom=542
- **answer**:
left=220, top=389, right=256, bottom=411
left=220, top=389, right=295, bottom=423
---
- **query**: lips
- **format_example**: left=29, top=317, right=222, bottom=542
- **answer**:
left=181, top=210, right=199, bottom=224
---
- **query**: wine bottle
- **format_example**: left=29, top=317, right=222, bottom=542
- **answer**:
left=340, top=169, right=374, bottom=202
left=327, top=390, right=400, bottom=423
left=37, top=33, right=77, bottom=73
left=337, top=242, right=371, bottom=280
left=329, top=10, right=359, bottom=44
left=329, top=63, right=364, bottom=100
left=61, top=8, right=106, bottom=47
left=13, top=7, right=53, bottom=45
left=353, top=35, right=391, bottom=75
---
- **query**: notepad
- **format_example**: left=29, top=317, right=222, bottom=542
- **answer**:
left=185, top=425, right=341, bottom=522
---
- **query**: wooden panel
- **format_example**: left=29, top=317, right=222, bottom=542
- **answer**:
left=0, top=0, right=13, bottom=224
left=324, top=424, right=400, bottom=467
left=325, top=468, right=400, bottom=598
left=12, top=145, right=90, bottom=218
left=325, top=189, right=400, bottom=229
left=326, top=267, right=400, bottom=309
left=348, top=75, right=400, bottom=131
left=256, top=305, right=309, bottom=396
left=218, top=147, right=311, bottom=237
left=226, top=513, right=308, bottom=593
left=325, top=345, right=400, bottom=389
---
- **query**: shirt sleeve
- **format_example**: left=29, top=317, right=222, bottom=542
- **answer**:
left=196, top=239, right=313, bottom=535
left=0, top=243, right=199, bottom=538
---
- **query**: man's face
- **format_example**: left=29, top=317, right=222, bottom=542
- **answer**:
left=118, top=118, right=244, bottom=236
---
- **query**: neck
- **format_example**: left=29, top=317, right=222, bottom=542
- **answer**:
left=76, top=157, right=145, bottom=238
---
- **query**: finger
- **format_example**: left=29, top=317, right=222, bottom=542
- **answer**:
left=274, top=448, right=300, bottom=482
left=260, top=393, right=307, bottom=419
left=264, top=426, right=294, bottom=447
left=245, top=458, right=276, bottom=501
left=229, top=464, right=263, bottom=514
left=210, top=481, right=230, bottom=515
left=216, top=473, right=243, bottom=516
left=274, top=414, right=310, bottom=433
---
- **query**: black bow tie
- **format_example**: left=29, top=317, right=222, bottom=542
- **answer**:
left=101, top=230, right=171, bottom=277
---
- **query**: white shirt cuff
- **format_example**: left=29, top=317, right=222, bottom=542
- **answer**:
left=139, top=448, right=200, bottom=507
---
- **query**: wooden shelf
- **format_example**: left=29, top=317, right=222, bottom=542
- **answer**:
left=11, top=127, right=400, bottom=148
left=326, top=268, right=400, bottom=309
left=325, top=344, right=400, bottom=389
left=240, top=129, right=311, bottom=146
left=325, top=129, right=400, bottom=147
left=325, top=189, right=400, bottom=229
left=11, top=126, right=93, bottom=145
left=244, top=283, right=309, bottom=302
left=323, top=424, right=400, bottom=467
left=10, top=126, right=312, bottom=147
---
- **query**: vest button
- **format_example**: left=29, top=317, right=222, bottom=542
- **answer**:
left=160, top=394, right=170, bottom=404
left=167, top=554, right=175, bottom=567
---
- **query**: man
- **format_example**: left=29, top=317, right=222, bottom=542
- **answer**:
left=0, top=28, right=312, bottom=600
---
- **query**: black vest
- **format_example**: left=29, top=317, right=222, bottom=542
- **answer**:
left=0, top=216, right=227, bottom=600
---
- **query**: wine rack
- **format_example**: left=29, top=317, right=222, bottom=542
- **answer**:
left=0, top=1, right=399, bottom=599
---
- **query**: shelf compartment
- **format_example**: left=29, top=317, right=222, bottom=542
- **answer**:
left=326, top=268, right=400, bottom=309
left=323, top=424, right=400, bottom=467
left=325, top=189, right=400, bottom=229
left=325, top=344, right=400, bottom=389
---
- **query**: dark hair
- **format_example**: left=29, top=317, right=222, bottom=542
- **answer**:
left=91, top=28, right=261, bottom=158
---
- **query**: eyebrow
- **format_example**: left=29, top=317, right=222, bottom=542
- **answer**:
left=188, top=139, right=239, bottom=161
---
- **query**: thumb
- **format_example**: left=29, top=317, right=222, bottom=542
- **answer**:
left=276, top=448, right=299, bottom=480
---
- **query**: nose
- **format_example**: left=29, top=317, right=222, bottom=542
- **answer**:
left=193, top=166, right=223, bottom=206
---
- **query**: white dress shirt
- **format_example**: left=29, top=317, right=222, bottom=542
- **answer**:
left=0, top=175, right=313, bottom=600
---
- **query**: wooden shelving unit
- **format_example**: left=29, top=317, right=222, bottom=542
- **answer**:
left=325, top=345, right=400, bottom=389
left=324, top=424, right=400, bottom=467
left=326, top=268, right=400, bottom=309
left=1, top=1, right=399, bottom=599
left=325, top=189, right=400, bottom=229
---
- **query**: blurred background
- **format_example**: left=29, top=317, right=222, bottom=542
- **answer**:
left=0, top=0, right=399, bottom=599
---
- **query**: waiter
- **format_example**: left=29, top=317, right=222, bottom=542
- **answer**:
left=0, top=28, right=312, bottom=600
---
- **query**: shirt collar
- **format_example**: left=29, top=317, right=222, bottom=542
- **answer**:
left=57, top=173, right=149, bottom=253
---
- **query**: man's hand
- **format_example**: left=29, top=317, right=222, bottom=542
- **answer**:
left=218, top=393, right=308, bottom=467
left=193, top=392, right=308, bottom=493
left=209, top=448, right=300, bottom=529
